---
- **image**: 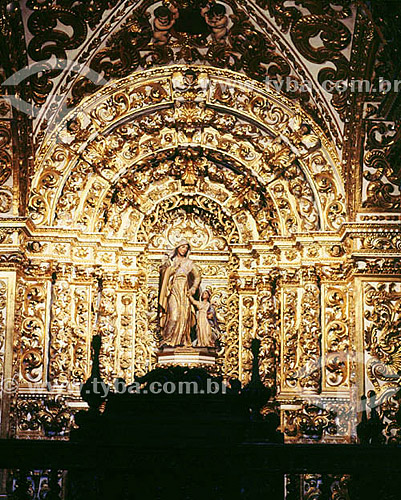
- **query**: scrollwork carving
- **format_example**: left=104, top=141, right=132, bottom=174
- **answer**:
left=261, top=0, right=352, bottom=118
left=134, top=254, right=154, bottom=377
left=0, top=280, right=7, bottom=400
left=138, top=193, right=239, bottom=249
left=49, top=278, right=73, bottom=387
left=97, top=273, right=118, bottom=384
left=281, top=269, right=321, bottom=394
left=118, top=292, right=134, bottom=381
left=297, top=277, right=321, bottom=393
left=224, top=253, right=240, bottom=380
left=20, top=281, right=46, bottom=385
left=17, top=395, right=73, bottom=437
left=323, top=287, right=350, bottom=390
left=68, top=0, right=296, bottom=108
left=240, top=295, right=256, bottom=385
left=362, top=122, right=401, bottom=209
left=364, top=283, right=401, bottom=397
left=284, top=404, right=337, bottom=441
left=256, top=276, right=279, bottom=391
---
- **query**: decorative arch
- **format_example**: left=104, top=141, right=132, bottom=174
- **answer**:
left=29, top=65, right=346, bottom=239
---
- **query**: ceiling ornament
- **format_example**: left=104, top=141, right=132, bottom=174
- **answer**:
left=22, top=0, right=351, bottom=152
left=256, top=0, right=353, bottom=119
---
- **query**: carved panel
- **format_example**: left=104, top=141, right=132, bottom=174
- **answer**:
left=281, top=286, right=299, bottom=393
left=16, top=395, right=73, bottom=438
left=117, top=292, right=135, bottom=382
left=0, top=279, right=7, bottom=430
left=363, top=282, right=401, bottom=400
left=98, top=273, right=118, bottom=385
left=224, top=254, right=240, bottom=380
left=49, top=277, right=73, bottom=387
left=240, top=295, right=256, bottom=385
left=284, top=404, right=337, bottom=442
left=281, top=269, right=321, bottom=395
left=362, top=121, right=401, bottom=210
left=19, top=280, right=47, bottom=386
left=71, top=285, right=91, bottom=384
left=0, top=122, right=14, bottom=217
left=256, top=275, right=280, bottom=390
left=134, top=256, right=155, bottom=377
left=322, top=285, right=350, bottom=392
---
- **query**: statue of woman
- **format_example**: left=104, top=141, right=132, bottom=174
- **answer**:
left=158, top=240, right=201, bottom=347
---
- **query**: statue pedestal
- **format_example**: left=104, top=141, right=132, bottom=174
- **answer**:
left=157, top=346, right=216, bottom=366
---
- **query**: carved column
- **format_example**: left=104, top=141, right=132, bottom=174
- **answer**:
left=280, top=267, right=321, bottom=395
left=256, top=273, right=279, bottom=391
left=134, top=253, right=153, bottom=377
left=0, top=272, right=16, bottom=438
left=97, top=272, right=118, bottom=385
left=224, top=254, right=240, bottom=381
left=298, top=268, right=321, bottom=394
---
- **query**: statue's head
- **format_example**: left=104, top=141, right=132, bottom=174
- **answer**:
left=201, top=290, right=211, bottom=301
left=173, top=239, right=191, bottom=257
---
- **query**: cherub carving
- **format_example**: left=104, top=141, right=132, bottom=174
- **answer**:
left=202, top=3, right=228, bottom=41
left=172, top=69, right=209, bottom=101
left=153, top=2, right=179, bottom=45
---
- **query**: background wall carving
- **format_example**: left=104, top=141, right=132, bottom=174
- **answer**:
left=0, top=2, right=399, bottom=462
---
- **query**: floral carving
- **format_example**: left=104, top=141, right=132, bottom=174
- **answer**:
left=364, top=283, right=401, bottom=397
left=323, top=286, right=350, bottom=390
left=281, top=269, right=321, bottom=394
left=284, top=404, right=337, bottom=441
left=17, top=396, right=73, bottom=437
left=20, top=281, right=46, bottom=385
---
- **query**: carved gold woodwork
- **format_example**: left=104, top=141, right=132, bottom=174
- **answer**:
left=363, top=282, right=401, bottom=400
left=284, top=404, right=337, bottom=442
left=280, top=269, right=321, bottom=396
left=20, top=278, right=47, bottom=387
left=0, top=51, right=398, bottom=450
left=224, top=254, right=240, bottom=381
left=29, top=67, right=345, bottom=237
left=0, top=273, right=17, bottom=436
left=0, top=122, right=14, bottom=217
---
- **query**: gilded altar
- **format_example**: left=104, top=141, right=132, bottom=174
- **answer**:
left=0, top=2, right=399, bottom=463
